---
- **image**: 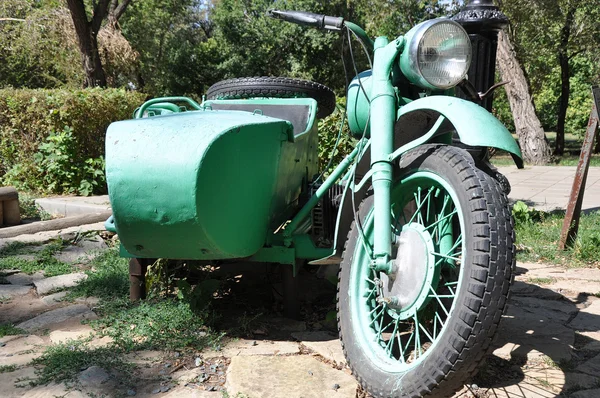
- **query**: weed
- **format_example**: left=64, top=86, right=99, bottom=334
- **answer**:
left=67, top=248, right=129, bottom=301
left=0, top=296, right=11, bottom=304
left=93, top=299, right=219, bottom=352
left=0, top=365, right=17, bottom=373
left=0, top=241, right=32, bottom=257
left=0, top=324, right=25, bottom=337
left=18, top=193, right=52, bottom=221
left=514, top=207, right=600, bottom=267
left=31, top=339, right=134, bottom=387
left=0, top=239, right=73, bottom=276
left=528, top=277, right=557, bottom=285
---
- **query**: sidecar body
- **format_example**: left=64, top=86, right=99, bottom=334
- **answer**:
left=105, top=98, right=319, bottom=260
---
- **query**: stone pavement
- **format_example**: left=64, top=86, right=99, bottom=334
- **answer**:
left=498, top=165, right=600, bottom=212
left=35, top=195, right=111, bottom=218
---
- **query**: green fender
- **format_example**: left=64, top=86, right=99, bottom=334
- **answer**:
left=396, top=96, right=524, bottom=168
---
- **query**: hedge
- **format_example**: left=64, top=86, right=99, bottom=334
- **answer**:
left=0, top=88, right=146, bottom=194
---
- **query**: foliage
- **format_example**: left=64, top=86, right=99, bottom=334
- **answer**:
left=317, top=99, right=357, bottom=175
left=499, top=0, right=600, bottom=137
left=0, top=323, right=25, bottom=338
left=0, top=88, right=145, bottom=193
left=34, top=127, right=106, bottom=195
left=514, top=205, right=600, bottom=267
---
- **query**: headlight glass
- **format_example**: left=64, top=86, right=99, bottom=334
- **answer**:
left=401, top=19, right=472, bottom=90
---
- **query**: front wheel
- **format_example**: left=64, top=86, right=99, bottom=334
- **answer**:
left=338, top=145, right=514, bottom=397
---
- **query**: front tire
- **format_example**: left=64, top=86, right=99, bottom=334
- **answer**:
left=338, top=145, right=514, bottom=397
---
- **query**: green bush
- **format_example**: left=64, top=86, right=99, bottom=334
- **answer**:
left=0, top=88, right=146, bottom=194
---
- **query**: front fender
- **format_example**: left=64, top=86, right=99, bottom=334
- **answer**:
left=397, top=96, right=524, bottom=168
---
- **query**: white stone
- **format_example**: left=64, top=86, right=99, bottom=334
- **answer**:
left=5, top=272, right=45, bottom=286
left=33, top=272, right=87, bottom=295
left=204, top=339, right=300, bottom=358
left=291, top=331, right=346, bottom=365
left=41, top=291, right=68, bottom=305
left=16, top=304, right=97, bottom=332
left=0, top=284, right=31, bottom=298
left=225, top=355, right=357, bottom=398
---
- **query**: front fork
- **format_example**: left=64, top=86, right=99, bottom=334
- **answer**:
left=370, top=36, right=404, bottom=274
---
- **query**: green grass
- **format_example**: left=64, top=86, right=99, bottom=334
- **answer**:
left=0, top=239, right=74, bottom=277
left=31, top=339, right=134, bottom=387
left=0, top=365, right=17, bottom=373
left=31, top=247, right=222, bottom=388
left=514, top=204, right=600, bottom=267
left=0, top=324, right=25, bottom=337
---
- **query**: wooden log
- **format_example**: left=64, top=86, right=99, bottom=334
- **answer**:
left=0, top=211, right=112, bottom=239
left=0, top=187, right=18, bottom=201
left=3, top=199, right=21, bottom=226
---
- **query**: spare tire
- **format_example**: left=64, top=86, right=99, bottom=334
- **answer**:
left=206, top=77, right=336, bottom=119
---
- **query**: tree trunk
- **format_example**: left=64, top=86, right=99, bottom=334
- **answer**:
left=496, top=30, right=551, bottom=165
left=555, top=7, right=576, bottom=156
left=66, top=0, right=109, bottom=88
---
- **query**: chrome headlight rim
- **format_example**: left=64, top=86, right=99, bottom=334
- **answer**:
left=402, top=18, right=472, bottom=91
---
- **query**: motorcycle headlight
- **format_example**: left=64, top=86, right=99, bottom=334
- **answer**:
left=400, top=19, right=471, bottom=90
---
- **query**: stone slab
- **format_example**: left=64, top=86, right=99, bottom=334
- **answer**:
left=570, top=300, right=600, bottom=332
left=54, top=236, right=107, bottom=264
left=291, top=331, right=346, bottom=365
left=49, top=324, right=95, bottom=344
left=493, top=306, right=574, bottom=362
left=564, top=372, right=600, bottom=391
left=0, top=335, right=44, bottom=367
left=35, top=195, right=111, bottom=218
left=33, top=272, right=87, bottom=295
left=572, top=389, right=600, bottom=398
left=225, top=355, right=357, bottom=398
left=205, top=339, right=300, bottom=358
left=576, top=353, right=600, bottom=377
left=0, top=284, right=31, bottom=298
left=0, top=222, right=106, bottom=250
left=510, top=296, right=577, bottom=323
left=0, top=366, right=37, bottom=398
left=16, top=304, right=97, bottom=332
left=5, top=272, right=45, bottom=286
left=41, top=290, right=68, bottom=305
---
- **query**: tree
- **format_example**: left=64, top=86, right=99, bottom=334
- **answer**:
left=65, top=0, right=132, bottom=87
left=497, top=30, right=551, bottom=164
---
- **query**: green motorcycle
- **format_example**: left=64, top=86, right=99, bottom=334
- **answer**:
left=105, top=9, right=523, bottom=398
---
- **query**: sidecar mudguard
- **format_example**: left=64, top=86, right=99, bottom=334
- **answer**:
left=313, top=95, right=523, bottom=265
left=106, top=99, right=318, bottom=260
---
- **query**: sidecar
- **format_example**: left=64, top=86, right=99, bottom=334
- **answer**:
left=105, top=96, right=320, bottom=261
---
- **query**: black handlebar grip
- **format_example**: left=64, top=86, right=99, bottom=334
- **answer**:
left=267, top=9, right=344, bottom=31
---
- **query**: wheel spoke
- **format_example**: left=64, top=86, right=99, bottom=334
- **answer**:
left=428, top=285, right=450, bottom=317
left=414, top=314, right=421, bottom=359
left=418, top=322, right=435, bottom=345
left=385, top=320, right=400, bottom=356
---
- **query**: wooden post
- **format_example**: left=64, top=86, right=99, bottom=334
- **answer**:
left=0, top=187, right=20, bottom=227
left=558, top=87, right=600, bottom=249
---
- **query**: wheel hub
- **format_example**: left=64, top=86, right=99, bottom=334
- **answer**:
left=380, top=222, right=436, bottom=319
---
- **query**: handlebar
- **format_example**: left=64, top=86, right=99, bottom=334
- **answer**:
left=267, top=9, right=344, bottom=31
left=267, top=9, right=374, bottom=52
